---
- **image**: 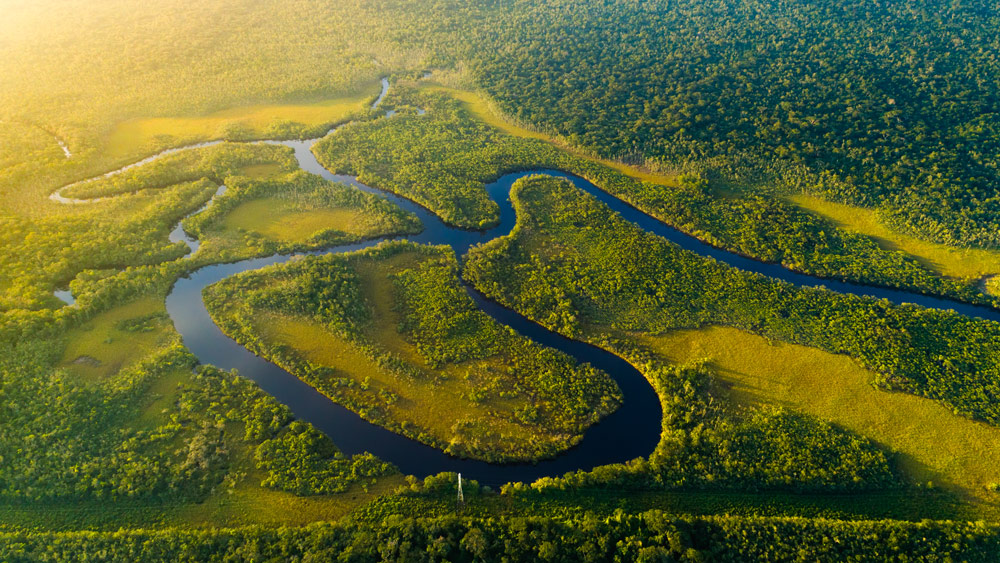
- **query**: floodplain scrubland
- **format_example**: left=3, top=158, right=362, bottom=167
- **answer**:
left=203, top=241, right=621, bottom=462
left=0, top=325, right=396, bottom=530
left=0, top=140, right=421, bottom=533
left=4, top=0, right=1000, bottom=557
left=317, top=81, right=992, bottom=306
left=185, top=170, right=421, bottom=262
left=105, top=85, right=380, bottom=157
left=464, top=175, right=1000, bottom=502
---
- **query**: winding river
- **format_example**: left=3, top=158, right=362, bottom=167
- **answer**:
left=53, top=79, right=1000, bottom=485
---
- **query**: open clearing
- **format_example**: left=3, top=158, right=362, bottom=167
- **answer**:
left=222, top=197, right=368, bottom=242
left=58, top=297, right=173, bottom=383
left=237, top=162, right=285, bottom=179
left=790, top=194, right=1000, bottom=285
left=107, top=82, right=381, bottom=156
left=633, top=325, right=1000, bottom=503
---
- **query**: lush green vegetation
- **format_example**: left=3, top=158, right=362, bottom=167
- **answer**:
left=634, top=325, right=1000, bottom=500
left=317, top=81, right=991, bottom=306
left=0, top=140, right=419, bottom=315
left=59, top=142, right=298, bottom=201
left=464, top=175, right=1000, bottom=494
left=528, top=360, right=900, bottom=494
left=0, top=329, right=391, bottom=504
left=204, top=241, right=621, bottom=462
left=1, top=142, right=288, bottom=311
left=470, top=0, right=1000, bottom=250
left=0, top=136, right=417, bottom=532
left=186, top=170, right=421, bottom=261
left=3, top=507, right=999, bottom=562
left=790, top=193, right=1000, bottom=282
left=0, top=0, right=410, bottom=213
left=5, top=0, right=1000, bottom=553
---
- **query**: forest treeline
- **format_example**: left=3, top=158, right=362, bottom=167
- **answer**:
left=2, top=509, right=999, bottom=562
left=468, top=0, right=1000, bottom=249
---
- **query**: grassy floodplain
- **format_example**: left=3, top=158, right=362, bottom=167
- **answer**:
left=463, top=174, right=1000, bottom=510
left=791, top=194, right=1000, bottom=292
left=221, top=199, right=367, bottom=243
left=635, top=326, right=1000, bottom=502
left=203, top=241, right=622, bottom=463
left=106, top=84, right=380, bottom=157
left=181, top=168, right=422, bottom=262
left=1, top=296, right=401, bottom=532
left=0, top=141, right=420, bottom=532
left=57, top=297, right=173, bottom=384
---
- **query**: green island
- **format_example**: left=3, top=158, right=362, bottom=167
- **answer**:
left=4, top=0, right=1000, bottom=559
left=203, top=241, right=621, bottom=462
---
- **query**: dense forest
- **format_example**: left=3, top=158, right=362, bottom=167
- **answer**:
left=465, top=176, right=1000, bottom=423
left=318, top=82, right=992, bottom=306
left=0, top=336, right=391, bottom=503
left=3, top=509, right=1000, bottom=562
left=4, top=0, right=1000, bottom=556
left=470, top=0, right=1000, bottom=249
left=464, top=176, right=1000, bottom=491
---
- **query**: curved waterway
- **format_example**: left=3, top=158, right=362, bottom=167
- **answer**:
left=165, top=166, right=665, bottom=482
left=57, top=77, right=1000, bottom=484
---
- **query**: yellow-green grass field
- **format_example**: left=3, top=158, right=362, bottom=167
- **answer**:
left=221, top=197, right=371, bottom=243
left=419, top=82, right=679, bottom=188
left=237, top=162, right=285, bottom=179
left=790, top=195, right=1000, bottom=289
left=106, top=82, right=381, bottom=157
left=58, top=297, right=174, bottom=383
left=257, top=313, right=535, bottom=454
left=630, top=325, right=1000, bottom=505
left=248, top=250, right=575, bottom=460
